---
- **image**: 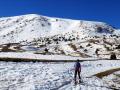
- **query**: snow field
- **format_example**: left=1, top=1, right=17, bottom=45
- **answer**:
left=0, top=60, right=120, bottom=90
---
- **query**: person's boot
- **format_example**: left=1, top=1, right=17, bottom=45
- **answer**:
left=74, top=79, right=77, bottom=85
left=79, top=79, right=82, bottom=83
left=75, top=81, right=77, bottom=85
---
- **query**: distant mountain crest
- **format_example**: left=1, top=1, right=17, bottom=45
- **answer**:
left=0, top=14, right=120, bottom=58
left=0, top=14, right=117, bottom=45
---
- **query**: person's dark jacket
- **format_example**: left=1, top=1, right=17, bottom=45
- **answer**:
left=74, top=62, right=81, bottom=71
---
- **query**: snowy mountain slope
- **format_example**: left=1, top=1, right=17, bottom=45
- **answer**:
left=0, top=14, right=120, bottom=58
left=0, top=14, right=116, bottom=44
left=0, top=14, right=120, bottom=90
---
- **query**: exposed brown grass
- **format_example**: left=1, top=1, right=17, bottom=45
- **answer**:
left=94, top=68, right=120, bottom=78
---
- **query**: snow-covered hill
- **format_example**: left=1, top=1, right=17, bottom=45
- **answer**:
left=0, top=14, right=120, bottom=90
left=0, top=14, right=120, bottom=58
left=0, top=14, right=116, bottom=43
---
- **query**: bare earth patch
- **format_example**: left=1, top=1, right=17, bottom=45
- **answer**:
left=94, top=68, right=120, bottom=78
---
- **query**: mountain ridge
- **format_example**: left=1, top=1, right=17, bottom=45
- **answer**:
left=0, top=14, right=120, bottom=58
left=0, top=14, right=118, bottom=44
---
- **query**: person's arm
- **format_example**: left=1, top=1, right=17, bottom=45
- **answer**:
left=72, top=63, right=76, bottom=71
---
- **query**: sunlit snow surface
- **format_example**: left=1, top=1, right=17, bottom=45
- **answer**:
left=0, top=60, right=120, bottom=90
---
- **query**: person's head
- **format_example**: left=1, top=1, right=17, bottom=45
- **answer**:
left=111, top=52, right=115, bottom=55
left=77, top=59, right=79, bottom=62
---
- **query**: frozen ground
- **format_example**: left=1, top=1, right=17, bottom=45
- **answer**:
left=0, top=60, right=120, bottom=90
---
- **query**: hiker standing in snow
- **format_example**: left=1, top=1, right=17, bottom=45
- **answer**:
left=74, top=59, right=81, bottom=84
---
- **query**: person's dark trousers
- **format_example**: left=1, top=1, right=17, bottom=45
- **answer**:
left=74, top=69, right=81, bottom=83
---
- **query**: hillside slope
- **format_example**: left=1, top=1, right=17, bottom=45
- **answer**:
left=0, top=14, right=120, bottom=58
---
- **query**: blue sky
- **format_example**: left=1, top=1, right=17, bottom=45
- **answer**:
left=0, top=0, right=120, bottom=28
